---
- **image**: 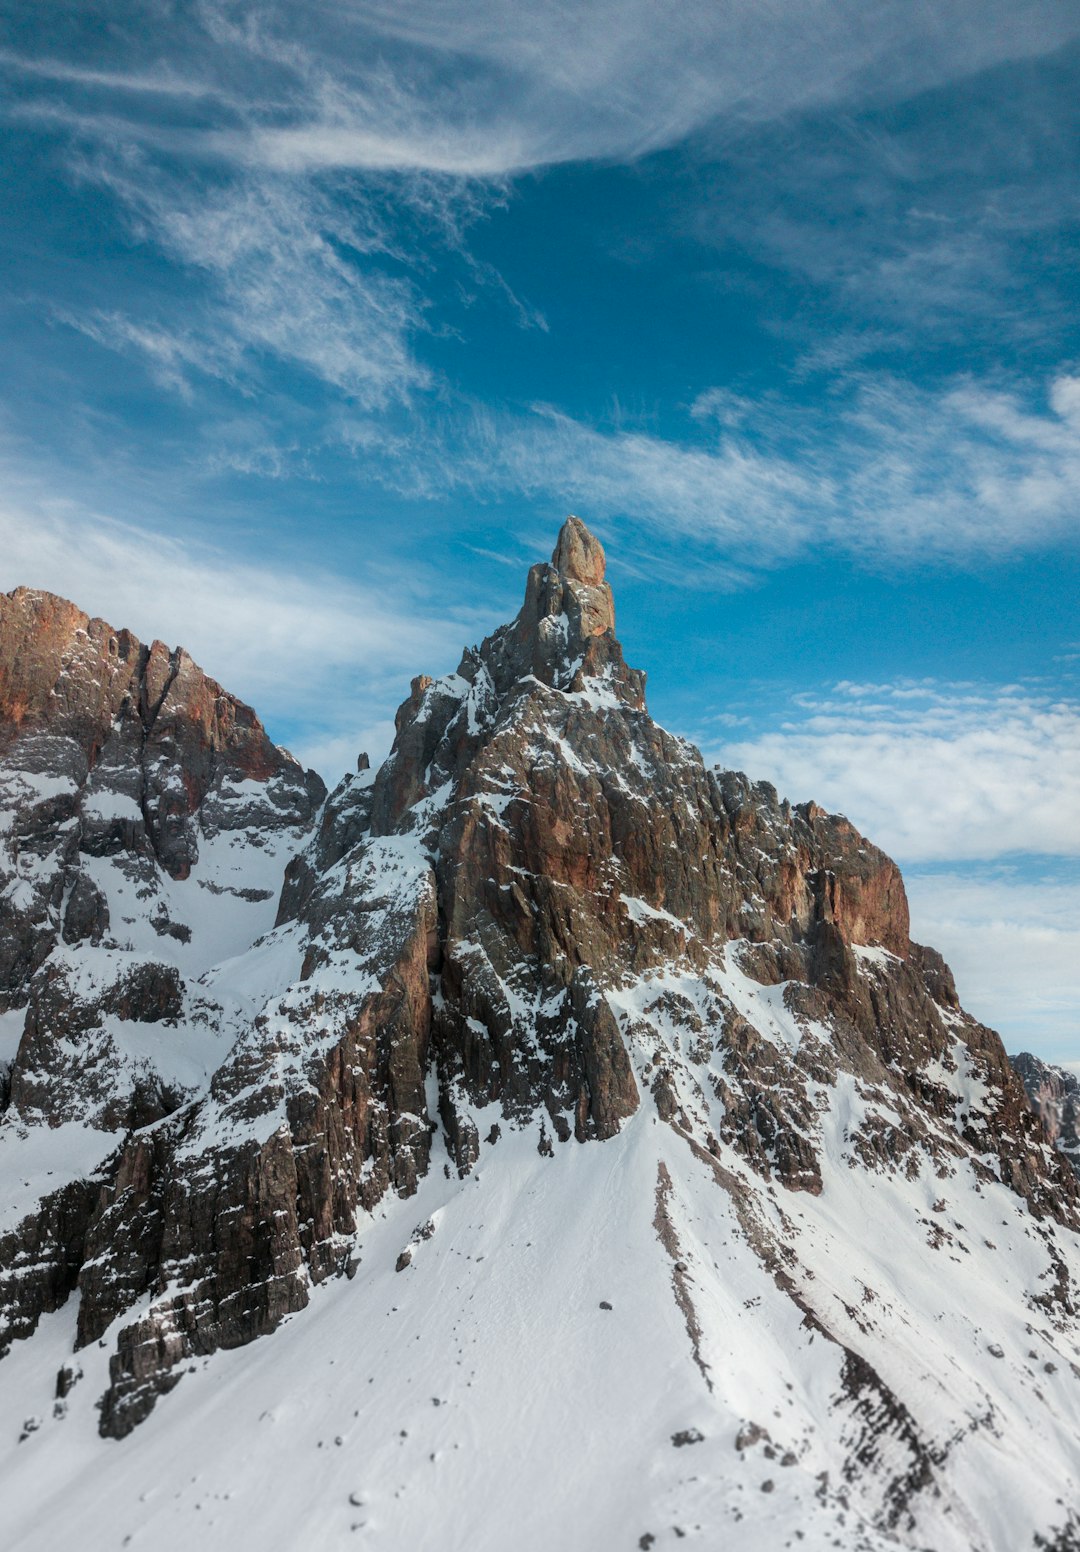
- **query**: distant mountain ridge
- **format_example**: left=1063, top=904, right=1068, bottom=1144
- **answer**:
left=1, top=526, right=1079, bottom=1552
left=1013, top=1050, right=1080, bottom=1180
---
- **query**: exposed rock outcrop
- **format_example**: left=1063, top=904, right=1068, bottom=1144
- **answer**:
left=0, top=587, right=325, bottom=1363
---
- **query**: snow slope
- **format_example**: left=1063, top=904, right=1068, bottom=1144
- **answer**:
left=4, top=1067, right=1079, bottom=1552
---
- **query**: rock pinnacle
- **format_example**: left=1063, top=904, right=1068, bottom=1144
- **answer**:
left=552, top=515, right=606, bottom=587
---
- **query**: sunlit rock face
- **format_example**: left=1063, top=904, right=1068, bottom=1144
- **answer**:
left=2, top=526, right=1080, bottom=1552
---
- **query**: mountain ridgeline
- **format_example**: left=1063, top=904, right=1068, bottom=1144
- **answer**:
left=1, top=521, right=1079, bottom=1552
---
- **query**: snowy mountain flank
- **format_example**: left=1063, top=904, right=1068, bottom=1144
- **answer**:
left=2, top=520, right=1080, bottom=1552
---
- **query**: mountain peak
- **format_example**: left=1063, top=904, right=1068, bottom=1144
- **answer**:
left=552, top=514, right=606, bottom=586
left=520, top=514, right=617, bottom=656
left=0, top=586, right=325, bottom=881
left=368, top=517, right=642, bottom=833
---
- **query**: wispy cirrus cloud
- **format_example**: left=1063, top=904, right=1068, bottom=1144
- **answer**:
left=69, top=158, right=437, bottom=408
left=53, top=308, right=243, bottom=401
left=4, top=0, right=1078, bottom=415
left=680, top=39, right=1080, bottom=365
left=397, top=369, right=1080, bottom=569
left=0, top=48, right=232, bottom=102
left=187, top=0, right=1080, bottom=177
left=424, top=403, right=827, bottom=565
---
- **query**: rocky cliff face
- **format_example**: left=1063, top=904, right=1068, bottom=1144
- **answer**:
left=0, top=587, right=325, bottom=1362
left=1013, top=1050, right=1080, bottom=1179
left=1, top=529, right=1079, bottom=1552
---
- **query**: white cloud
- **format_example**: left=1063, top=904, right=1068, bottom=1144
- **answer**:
left=75, top=160, right=434, bottom=408
left=840, top=374, right=1080, bottom=557
left=905, top=870, right=1080, bottom=1059
left=707, top=680, right=1080, bottom=863
left=196, top=1, right=1080, bottom=178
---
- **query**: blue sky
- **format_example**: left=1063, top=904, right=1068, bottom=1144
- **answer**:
left=2, top=2, right=1078, bottom=1057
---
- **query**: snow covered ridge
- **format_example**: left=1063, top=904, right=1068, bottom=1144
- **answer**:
left=1, top=524, right=1080, bottom=1551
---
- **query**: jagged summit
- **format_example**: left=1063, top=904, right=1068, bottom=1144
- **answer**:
left=0, top=585, right=324, bottom=874
left=2, top=528, right=1080, bottom=1551
left=499, top=510, right=634, bottom=701
left=0, top=586, right=324, bottom=1020
left=366, top=517, right=643, bottom=834
left=1013, top=1051, right=1080, bottom=1178
left=547, top=512, right=615, bottom=635
left=552, top=513, right=606, bottom=585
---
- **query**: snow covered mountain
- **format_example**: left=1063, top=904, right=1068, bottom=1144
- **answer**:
left=1, top=521, right=1079, bottom=1552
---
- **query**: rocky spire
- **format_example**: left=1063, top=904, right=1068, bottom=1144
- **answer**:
left=549, top=514, right=615, bottom=637
left=368, top=516, right=644, bottom=834
left=512, top=514, right=629, bottom=696
left=552, top=513, right=605, bottom=585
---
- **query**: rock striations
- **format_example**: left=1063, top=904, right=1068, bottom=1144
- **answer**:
left=1, top=524, right=1079, bottom=1552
